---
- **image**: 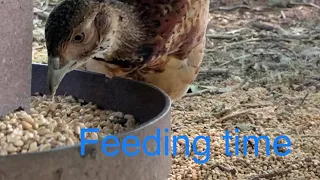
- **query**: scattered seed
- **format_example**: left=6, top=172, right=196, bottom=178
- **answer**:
left=0, top=150, right=8, bottom=156
left=13, top=140, right=24, bottom=147
left=74, top=125, right=81, bottom=135
left=21, top=121, right=33, bottom=130
left=90, top=133, right=99, bottom=140
left=39, top=143, right=51, bottom=151
left=66, top=138, right=74, bottom=146
left=6, top=143, right=17, bottom=153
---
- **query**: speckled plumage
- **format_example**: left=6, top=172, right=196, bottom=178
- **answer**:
left=45, top=0, right=210, bottom=100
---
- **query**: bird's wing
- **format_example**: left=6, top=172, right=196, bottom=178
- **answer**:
left=131, top=0, right=210, bottom=66
left=86, top=0, right=209, bottom=71
left=130, top=0, right=210, bottom=100
left=85, top=0, right=210, bottom=100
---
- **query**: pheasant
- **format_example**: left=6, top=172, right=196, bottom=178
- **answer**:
left=45, top=0, right=210, bottom=101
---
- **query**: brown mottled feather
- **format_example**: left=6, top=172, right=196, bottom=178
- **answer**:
left=127, top=0, right=208, bottom=62
left=76, top=0, right=210, bottom=100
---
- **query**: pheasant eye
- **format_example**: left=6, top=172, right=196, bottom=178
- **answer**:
left=73, top=33, right=85, bottom=43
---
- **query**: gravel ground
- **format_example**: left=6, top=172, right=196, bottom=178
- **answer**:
left=30, top=0, right=320, bottom=179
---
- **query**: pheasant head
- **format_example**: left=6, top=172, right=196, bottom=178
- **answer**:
left=45, top=0, right=148, bottom=94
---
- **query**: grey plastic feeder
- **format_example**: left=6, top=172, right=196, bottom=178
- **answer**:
left=0, top=63, right=172, bottom=180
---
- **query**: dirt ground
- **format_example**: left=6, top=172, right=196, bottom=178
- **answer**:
left=32, top=1, right=320, bottom=179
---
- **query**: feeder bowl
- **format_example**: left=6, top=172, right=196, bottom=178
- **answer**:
left=0, top=63, right=172, bottom=180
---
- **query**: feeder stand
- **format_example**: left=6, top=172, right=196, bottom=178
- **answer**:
left=0, top=0, right=33, bottom=117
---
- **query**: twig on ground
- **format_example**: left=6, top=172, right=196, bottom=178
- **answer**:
left=206, top=34, right=241, bottom=40
left=301, top=134, right=320, bottom=138
left=198, top=68, right=229, bottom=76
left=209, top=5, right=271, bottom=13
left=280, top=10, right=286, bottom=19
left=299, top=92, right=310, bottom=105
left=184, top=79, right=247, bottom=98
left=218, top=109, right=251, bottom=122
left=206, top=29, right=301, bottom=52
left=217, top=163, right=237, bottom=175
left=210, top=5, right=251, bottom=11
left=209, top=163, right=237, bottom=175
left=184, top=88, right=222, bottom=97
left=289, top=0, right=320, bottom=10
left=206, top=37, right=275, bottom=52
left=249, top=21, right=320, bottom=40
left=248, top=169, right=292, bottom=180
left=33, top=7, right=50, bottom=20
left=225, top=28, right=249, bottom=35
left=210, top=0, right=320, bottom=13
left=217, top=54, right=252, bottom=67
left=241, top=102, right=273, bottom=108
left=274, top=43, right=298, bottom=60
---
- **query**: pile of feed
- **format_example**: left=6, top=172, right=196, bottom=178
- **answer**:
left=0, top=94, right=138, bottom=155
left=168, top=87, right=320, bottom=179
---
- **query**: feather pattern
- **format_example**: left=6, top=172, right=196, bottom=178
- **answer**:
left=45, top=0, right=210, bottom=100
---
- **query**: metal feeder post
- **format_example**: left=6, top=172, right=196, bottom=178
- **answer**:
left=0, top=0, right=33, bottom=117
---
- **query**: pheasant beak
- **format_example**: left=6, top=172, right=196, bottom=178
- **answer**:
left=47, top=57, right=78, bottom=95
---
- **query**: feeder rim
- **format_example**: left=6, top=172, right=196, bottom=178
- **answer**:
left=0, top=63, right=172, bottom=158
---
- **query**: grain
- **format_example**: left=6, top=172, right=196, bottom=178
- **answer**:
left=0, top=94, right=138, bottom=155
left=21, top=121, right=33, bottom=130
left=168, top=88, right=320, bottom=179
